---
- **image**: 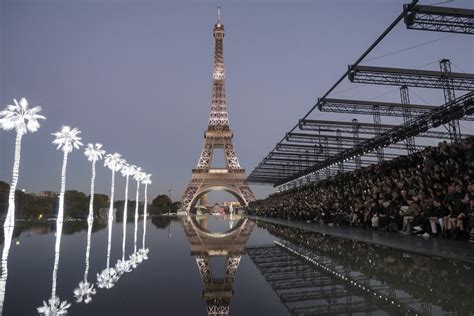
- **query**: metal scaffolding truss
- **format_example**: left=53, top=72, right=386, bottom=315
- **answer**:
left=249, top=161, right=373, bottom=184
left=276, top=142, right=420, bottom=152
left=348, top=65, right=474, bottom=90
left=400, top=86, right=417, bottom=153
left=286, top=132, right=367, bottom=145
left=247, top=130, right=423, bottom=184
left=247, top=0, right=474, bottom=187
left=279, top=91, right=474, bottom=185
left=404, top=4, right=474, bottom=34
left=298, top=119, right=459, bottom=139
left=317, top=97, right=474, bottom=121
left=264, top=156, right=320, bottom=164
left=269, top=149, right=400, bottom=160
left=263, top=157, right=381, bottom=166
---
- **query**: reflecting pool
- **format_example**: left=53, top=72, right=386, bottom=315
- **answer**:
left=0, top=215, right=472, bottom=315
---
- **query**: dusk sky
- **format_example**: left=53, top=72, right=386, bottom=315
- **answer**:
left=1, top=0, right=473, bottom=203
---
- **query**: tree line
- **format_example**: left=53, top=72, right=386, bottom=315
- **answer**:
left=0, top=181, right=180, bottom=220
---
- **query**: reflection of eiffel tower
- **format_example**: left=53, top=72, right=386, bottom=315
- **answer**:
left=180, top=8, right=255, bottom=212
left=182, top=216, right=254, bottom=315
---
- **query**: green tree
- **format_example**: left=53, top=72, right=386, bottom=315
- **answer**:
left=64, top=190, right=88, bottom=218
left=23, top=195, right=55, bottom=219
left=151, top=194, right=172, bottom=215
left=93, top=193, right=109, bottom=215
left=171, top=201, right=181, bottom=213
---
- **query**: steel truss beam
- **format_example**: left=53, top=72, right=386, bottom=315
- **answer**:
left=262, top=158, right=380, bottom=166
left=299, top=119, right=463, bottom=139
left=400, top=86, right=417, bottom=154
left=248, top=0, right=473, bottom=186
left=252, top=169, right=299, bottom=175
left=317, top=97, right=474, bottom=121
left=348, top=65, right=474, bottom=90
left=252, top=167, right=295, bottom=173
left=248, top=162, right=367, bottom=183
left=271, top=150, right=400, bottom=160
left=264, top=157, right=320, bottom=164
left=404, top=4, right=474, bottom=34
left=271, top=149, right=400, bottom=157
left=440, top=59, right=462, bottom=142
left=248, top=174, right=287, bottom=178
left=278, top=91, right=474, bottom=185
left=286, top=132, right=366, bottom=145
left=261, top=154, right=380, bottom=164
left=248, top=136, right=417, bottom=184
left=276, top=142, right=422, bottom=152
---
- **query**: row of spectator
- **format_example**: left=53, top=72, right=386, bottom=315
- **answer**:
left=248, top=138, right=474, bottom=241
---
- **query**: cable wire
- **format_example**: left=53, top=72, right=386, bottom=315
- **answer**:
left=365, top=34, right=457, bottom=62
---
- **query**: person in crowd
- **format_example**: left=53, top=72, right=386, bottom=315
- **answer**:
left=247, top=137, right=474, bottom=241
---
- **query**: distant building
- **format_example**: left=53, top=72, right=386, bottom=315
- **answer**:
left=222, top=201, right=241, bottom=207
left=34, top=191, right=57, bottom=198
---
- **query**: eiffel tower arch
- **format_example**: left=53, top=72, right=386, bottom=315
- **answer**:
left=180, top=8, right=255, bottom=212
left=182, top=215, right=255, bottom=315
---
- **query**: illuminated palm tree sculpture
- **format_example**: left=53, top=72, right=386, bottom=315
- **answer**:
left=38, top=126, right=83, bottom=314
left=0, top=97, right=45, bottom=228
left=129, top=168, right=145, bottom=268
left=0, top=98, right=44, bottom=315
left=0, top=210, right=14, bottom=315
left=139, top=174, right=152, bottom=261
left=37, top=217, right=71, bottom=315
left=97, top=153, right=124, bottom=289
left=51, top=126, right=83, bottom=223
left=74, top=143, right=105, bottom=303
left=0, top=217, right=13, bottom=315
left=115, top=163, right=135, bottom=275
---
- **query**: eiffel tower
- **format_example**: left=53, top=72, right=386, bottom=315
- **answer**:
left=181, top=8, right=255, bottom=212
left=182, top=215, right=255, bottom=315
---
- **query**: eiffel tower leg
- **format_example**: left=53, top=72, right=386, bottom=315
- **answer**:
left=223, top=141, right=241, bottom=169
left=197, top=141, right=214, bottom=169
left=208, top=304, right=229, bottom=316
left=181, top=181, right=201, bottom=212
left=224, top=255, right=241, bottom=286
left=195, top=256, right=213, bottom=286
left=238, top=182, right=256, bottom=204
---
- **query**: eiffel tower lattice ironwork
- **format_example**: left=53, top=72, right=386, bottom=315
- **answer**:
left=182, top=216, right=255, bottom=316
left=180, top=8, right=255, bottom=212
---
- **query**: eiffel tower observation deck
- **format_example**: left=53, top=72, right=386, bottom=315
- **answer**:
left=180, top=8, right=255, bottom=212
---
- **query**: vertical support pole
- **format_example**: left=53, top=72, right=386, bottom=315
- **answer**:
left=323, top=137, right=330, bottom=179
left=304, top=149, right=311, bottom=183
left=336, top=129, right=344, bottom=173
left=400, top=85, right=416, bottom=154
left=352, top=118, right=362, bottom=169
left=439, top=59, right=461, bottom=142
left=373, top=105, right=384, bottom=163
left=313, top=145, right=320, bottom=183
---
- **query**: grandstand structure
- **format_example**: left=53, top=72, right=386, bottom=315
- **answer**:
left=247, top=1, right=474, bottom=190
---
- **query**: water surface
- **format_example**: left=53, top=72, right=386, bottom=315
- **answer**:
left=0, top=215, right=472, bottom=315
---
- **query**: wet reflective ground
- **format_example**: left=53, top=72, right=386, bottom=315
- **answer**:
left=0, top=215, right=472, bottom=315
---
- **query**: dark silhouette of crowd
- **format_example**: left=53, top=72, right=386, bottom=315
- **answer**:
left=248, top=138, right=474, bottom=241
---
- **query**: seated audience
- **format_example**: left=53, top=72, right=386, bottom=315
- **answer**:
left=247, top=138, right=474, bottom=241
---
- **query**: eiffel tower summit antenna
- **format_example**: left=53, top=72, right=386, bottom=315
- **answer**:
left=180, top=8, right=255, bottom=213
